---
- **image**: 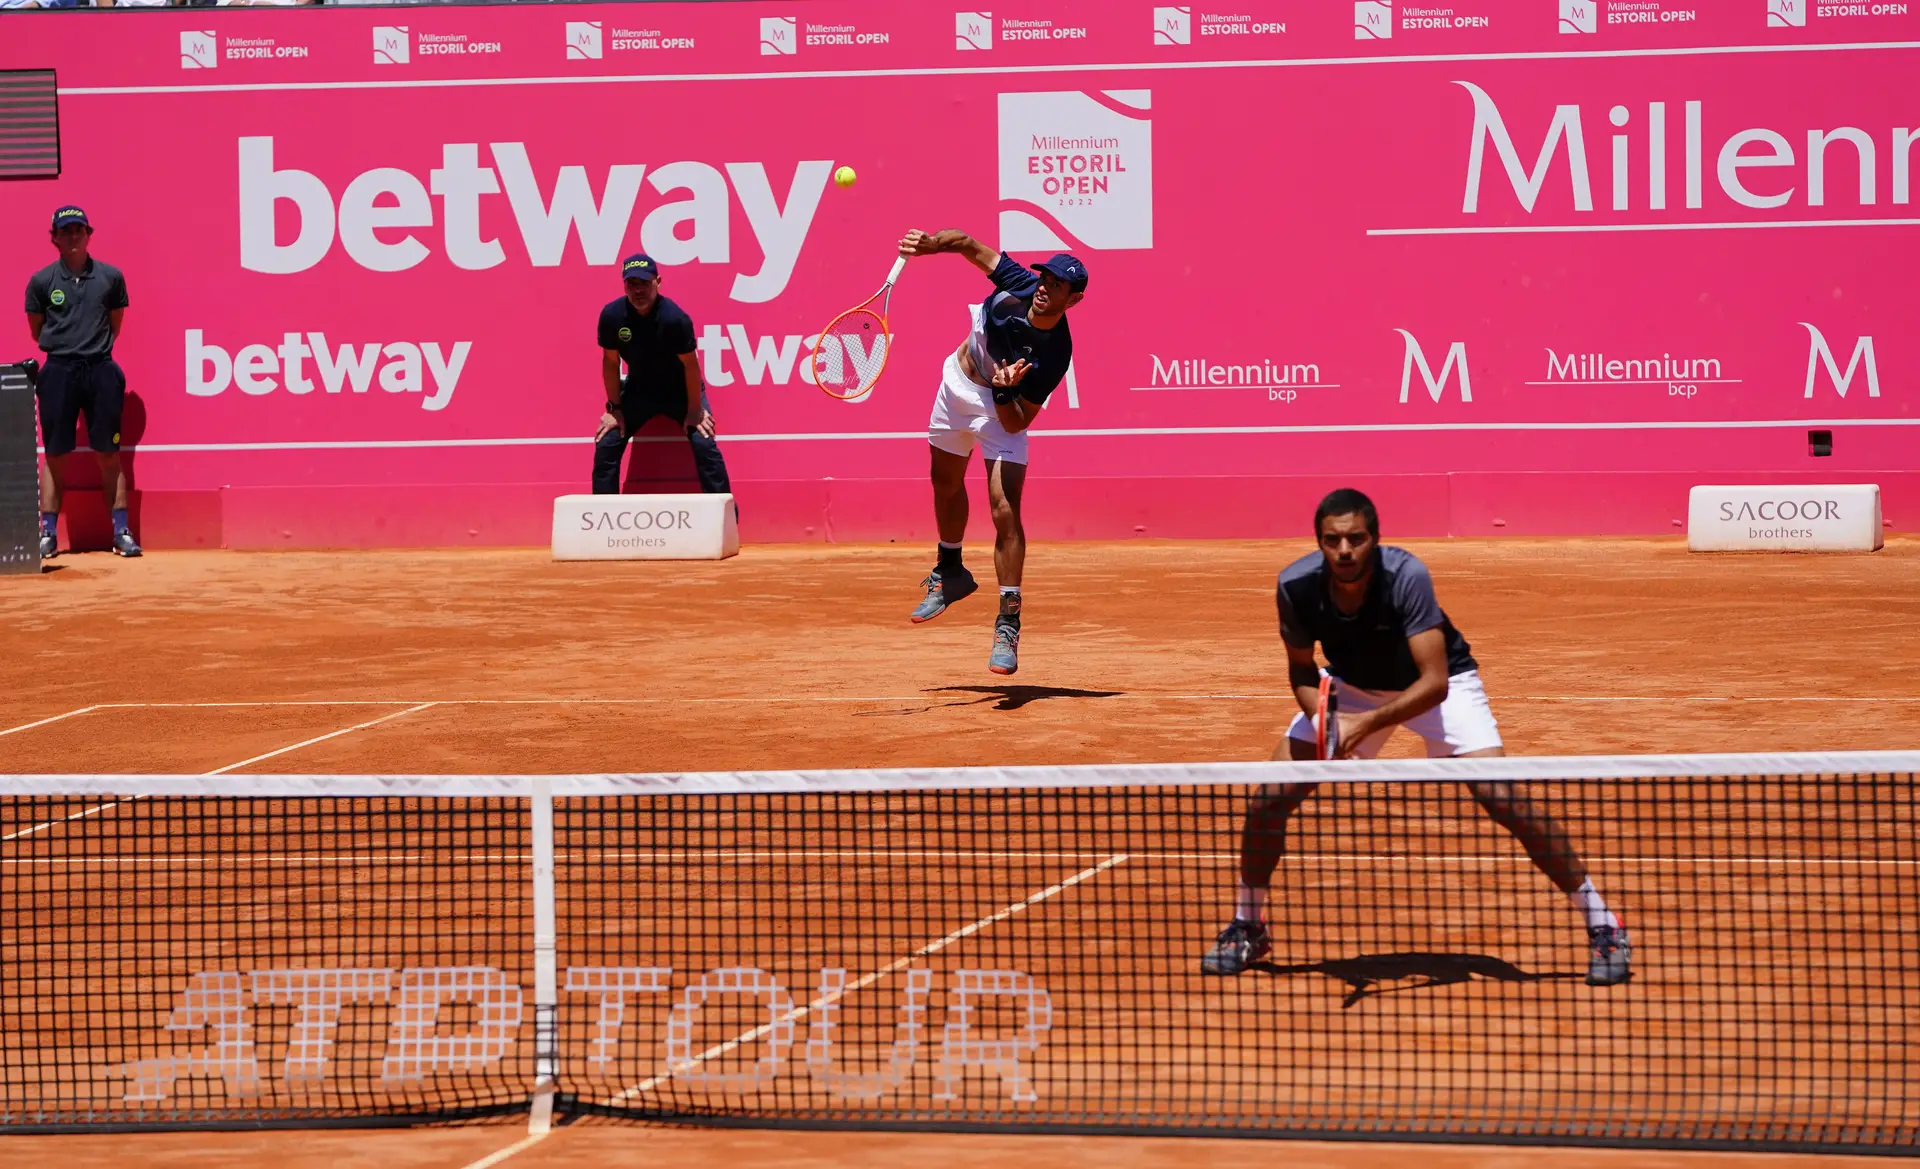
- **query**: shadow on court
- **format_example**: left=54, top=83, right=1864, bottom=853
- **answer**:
left=936, top=684, right=1125, bottom=711
left=856, top=684, right=1126, bottom=716
left=1252, top=952, right=1585, bottom=1008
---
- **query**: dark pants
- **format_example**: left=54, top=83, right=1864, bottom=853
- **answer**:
left=592, top=391, right=732, bottom=497
left=35, top=356, right=125, bottom=456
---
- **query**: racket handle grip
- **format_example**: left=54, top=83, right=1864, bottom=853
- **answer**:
left=884, top=255, right=908, bottom=286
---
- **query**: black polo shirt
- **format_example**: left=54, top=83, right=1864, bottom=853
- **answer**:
left=26, top=258, right=128, bottom=361
left=1277, top=545, right=1478, bottom=692
left=598, top=294, right=696, bottom=403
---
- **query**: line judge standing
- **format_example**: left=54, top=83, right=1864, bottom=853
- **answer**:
left=593, top=253, right=733, bottom=502
left=25, top=205, right=140, bottom=558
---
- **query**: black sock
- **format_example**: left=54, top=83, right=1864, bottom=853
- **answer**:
left=937, top=543, right=963, bottom=572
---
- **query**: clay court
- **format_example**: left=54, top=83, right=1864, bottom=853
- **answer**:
left=2, top=538, right=1917, bottom=1168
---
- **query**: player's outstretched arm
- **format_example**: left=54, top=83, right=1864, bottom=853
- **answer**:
left=898, top=228, right=1000, bottom=276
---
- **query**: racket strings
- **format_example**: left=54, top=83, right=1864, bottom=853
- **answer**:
left=814, top=307, right=892, bottom=400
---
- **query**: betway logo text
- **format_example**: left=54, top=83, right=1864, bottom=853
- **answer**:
left=187, top=330, right=471, bottom=411
left=1458, top=82, right=1920, bottom=216
left=238, top=138, right=831, bottom=303
left=694, top=324, right=885, bottom=394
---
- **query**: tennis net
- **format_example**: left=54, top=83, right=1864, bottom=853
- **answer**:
left=2, top=752, right=1916, bottom=1152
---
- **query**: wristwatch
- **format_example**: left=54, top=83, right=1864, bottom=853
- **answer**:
left=604, top=402, right=623, bottom=412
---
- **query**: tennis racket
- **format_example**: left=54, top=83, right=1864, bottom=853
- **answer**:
left=1315, top=676, right=1340, bottom=761
left=813, top=255, right=906, bottom=402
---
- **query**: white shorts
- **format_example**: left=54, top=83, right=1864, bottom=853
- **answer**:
left=927, top=352, right=1028, bottom=465
left=1285, top=669, right=1504, bottom=759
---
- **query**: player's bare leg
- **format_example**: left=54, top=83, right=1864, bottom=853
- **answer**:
left=1460, top=747, right=1631, bottom=985
left=984, top=457, right=1025, bottom=674
left=1203, top=735, right=1318, bottom=974
left=911, top=446, right=979, bottom=623
left=931, top=445, right=969, bottom=543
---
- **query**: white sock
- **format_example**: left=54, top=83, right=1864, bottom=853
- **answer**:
left=1568, top=878, right=1619, bottom=932
left=999, top=585, right=1020, bottom=597
left=939, top=540, right=963, bottom=550
left=1234, top=883, right=1267, bottom=925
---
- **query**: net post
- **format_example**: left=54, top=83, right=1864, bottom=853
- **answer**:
left=527, top=776, right=559, bottom=1135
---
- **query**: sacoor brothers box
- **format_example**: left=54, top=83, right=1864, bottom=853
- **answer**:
left=551, top=493, right=739, bottom=561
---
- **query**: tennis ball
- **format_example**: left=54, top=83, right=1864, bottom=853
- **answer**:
left=833, top=165, right=857, bottom=189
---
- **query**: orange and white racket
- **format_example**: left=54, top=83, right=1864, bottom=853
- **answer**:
left=813, top=255, right=906, bottom=401
left=1315, top=676, right=1340, bottom=761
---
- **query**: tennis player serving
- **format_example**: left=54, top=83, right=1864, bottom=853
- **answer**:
left=895, top=228, right=1086, bottom=676
left=1202, top=489, right=1632, bottom=986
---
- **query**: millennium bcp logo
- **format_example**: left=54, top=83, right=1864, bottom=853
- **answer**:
left=1355, top=1, right=1392, bottom=38
left=1559, top=0, right=1598, bottom=33
left=761, top=16, right=798, bottom=54
left=181, top=31, right=218, bottom=69
left=956, top=11, right=993, bottom=49
left=566, top=21, right=603, bottom=60
left=373, top=27, right=410, bottom=66
left=1152, top=6, right=1191, bottom=44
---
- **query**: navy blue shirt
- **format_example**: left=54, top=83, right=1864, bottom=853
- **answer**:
left=26, top=258, right=128, bottom=361
left=965, top=254, right=1073, bottom=406
left=598, top=295, right=696, bottom=403
left=1276, top=545, right=1477, bottom=692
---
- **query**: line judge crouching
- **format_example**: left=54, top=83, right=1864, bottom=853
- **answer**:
left=592, top=253, right=733, bottom=502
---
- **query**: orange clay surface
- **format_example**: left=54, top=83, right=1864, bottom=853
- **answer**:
left=2, top=538, right=1917, bottom=1169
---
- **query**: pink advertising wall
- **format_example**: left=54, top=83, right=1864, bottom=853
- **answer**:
left=2, top=0, right=1916, bottom=547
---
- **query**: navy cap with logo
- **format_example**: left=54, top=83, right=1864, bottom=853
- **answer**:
left=50, top=205, right=91, bottom=231
left=621, top=253, right=659, bottom=281
left=1029, top=253, right=1088, bottom=293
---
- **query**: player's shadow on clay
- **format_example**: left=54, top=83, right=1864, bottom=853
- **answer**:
left=855, top=685, right=1124, bottom=716
left=1251, top=952, right=1585, bottom=1008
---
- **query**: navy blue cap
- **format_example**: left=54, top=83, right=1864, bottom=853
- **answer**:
left=1030, top=253, right=1087, bottom=292
left=50, top=205, right=90, bottom=231
left=621, top=253, right=659, bottom=280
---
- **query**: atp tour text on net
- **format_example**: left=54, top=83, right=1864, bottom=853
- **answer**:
left=114, top=965, right=1055, bottom=1104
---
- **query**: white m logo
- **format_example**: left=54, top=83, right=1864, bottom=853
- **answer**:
left=1396, top=329, right=1472, bottom=403
left=1458, top=81, right=1592, bottom=214
left=1801, top=323, right=1879, bottom=398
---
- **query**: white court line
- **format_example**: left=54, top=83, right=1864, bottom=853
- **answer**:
left=457, top=1131, right=551, bottom=1169
left=0, top=706, right=99, bottom=737
left=2, top=850, right=1909, bottom=868
left=0, top=703, right=437, bottom=843
left=51, top=695, right=1920, bottom=709
left=605, top=853, right=1130, bottom=1106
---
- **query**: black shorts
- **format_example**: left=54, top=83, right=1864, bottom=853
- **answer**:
left=35, top=356, right=125, bottom=457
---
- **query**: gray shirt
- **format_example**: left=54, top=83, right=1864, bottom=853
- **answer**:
left=26, top=258, right=127, bottom=360
left=1276, top=545, right=1477, bottom=691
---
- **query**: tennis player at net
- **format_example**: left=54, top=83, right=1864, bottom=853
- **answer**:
left=894, top=228, right=1086, bottom=676
left=1202, top=489, right=1632, bottom=986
